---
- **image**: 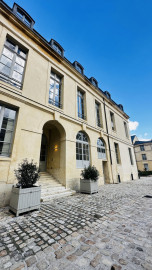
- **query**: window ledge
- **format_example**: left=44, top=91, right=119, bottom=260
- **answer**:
left=0, top=79, right=22, bottom=94
left=0, top=156, right=11, bottom=161
left=48, top=104, right=63, bottom=111
left=77, top=117, right=87, bottom=123
left=111, top=129, right=117, bottom=133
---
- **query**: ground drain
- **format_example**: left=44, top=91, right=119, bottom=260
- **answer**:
left=144, top=195, right=152, bottom=198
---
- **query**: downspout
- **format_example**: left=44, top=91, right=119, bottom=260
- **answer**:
left=103, top=99, right=114, bottom=183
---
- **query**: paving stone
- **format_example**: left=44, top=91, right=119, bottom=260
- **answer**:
left=36, top=259, right=49, bottom=270
left=10, top=262, right=25, bottom=270
left=64, top=244, right=75, bottom=253
left=25, top=255, right=37, bottom=267
left=4, top=261, right=12, bottom=268
left=54, top=250, right=65, bottom=259
left=85, top=240, right=95, bottom=245
left=119, top=258, right=128, bottom=265
left=66, top=254, right=77, bottom=262
left=0, top=250, right=7, bottom=257
left=0, top=178, right=152, bottom=270
left=90, top=254, right=102, bottom=267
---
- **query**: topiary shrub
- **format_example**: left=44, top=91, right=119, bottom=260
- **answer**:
left=81, top=165, right=99, bottom=182
left=14, top=159, right=40, bottom=188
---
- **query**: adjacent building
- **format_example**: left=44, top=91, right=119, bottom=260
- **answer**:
left=0, top=0, right=138, bottom=206
left=131, top=136, right=152, bottom=171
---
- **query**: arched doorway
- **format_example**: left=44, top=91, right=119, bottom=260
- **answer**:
left=39, top=120, right=66, bottom=185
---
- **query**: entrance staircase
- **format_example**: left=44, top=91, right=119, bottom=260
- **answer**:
left=38, top=172, right=76, bottom=202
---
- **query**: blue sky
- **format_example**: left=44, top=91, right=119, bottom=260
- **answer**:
left=5, top=0, right=152, bottom=140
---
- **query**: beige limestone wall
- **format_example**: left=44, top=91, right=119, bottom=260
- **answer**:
left=0, top=12, right=138, bottom=206
left=134, top=144, right=152, bottom=171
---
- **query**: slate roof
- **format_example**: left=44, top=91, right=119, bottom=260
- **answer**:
left=134, top=140, right=152, bottom=145
left=131, top=135, right=136, bottom=143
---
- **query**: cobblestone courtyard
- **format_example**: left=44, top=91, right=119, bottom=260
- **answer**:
left=0, top=177, right=152, bottom=270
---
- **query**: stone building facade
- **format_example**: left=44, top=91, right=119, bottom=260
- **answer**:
left=0, top=1, right=138, bottom=206
left=131, top=135, right=152, bottom=171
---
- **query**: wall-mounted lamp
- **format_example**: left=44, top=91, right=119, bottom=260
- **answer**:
left=54, top=145, right=58, bottom=152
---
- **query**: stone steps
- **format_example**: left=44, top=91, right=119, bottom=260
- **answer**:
left=38, top=172, right=76, bottom=202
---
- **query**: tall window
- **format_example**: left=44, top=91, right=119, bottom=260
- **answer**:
left=142, top=154, right=147, bottom=160
left=144, top=163, right=149, bottom=171
left=110, top=112, right=116, bottom=131
left=0, top=105, right=16, bottom=156
left=77, top=90, right=85, bottom=119
left=124, top=122, right=129, bottom=138
left=140, top=145, right=145, bottom=151
left=97, top=138, right=106, bottom=159
left=0, top=38, right=27, bottom=89
left=128, top=148, right=134, bottom=165
left=95, top=102, right=101, bottom=127
left=76, top=131, right=89, bottom=168
left=49, top=71, right=62, bottom=108
left=114, top=143, right=121, bottom=164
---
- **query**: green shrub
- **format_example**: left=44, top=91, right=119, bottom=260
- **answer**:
left=138, top=170, right=152, bottom=177
left=14, top=159, right=40, bottom=188
left=81, top=165, right=99, bottom=182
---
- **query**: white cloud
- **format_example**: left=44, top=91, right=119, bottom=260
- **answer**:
left=138, top=137, right=151, bottom=141
left=128, top=120, right=139, bottom=131
left=144, top=132, right=148, bottom=137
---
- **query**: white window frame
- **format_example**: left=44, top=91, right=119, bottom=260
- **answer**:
left=124, top=122, right=129, bottom=138
left=110, top=111, right=116, bottom=131
left=49, top=71, right=62, bottom=108
left=95, top=102, right=101, bottom=127
left=0, top=105, right=16, bottom=157
left=0, top=38, right=27, bottom=89
left=76, top=132, right=90, bottom=168
left=97, top=138, right=106, bottom=159
left=77, top=90, right=85, bottom=119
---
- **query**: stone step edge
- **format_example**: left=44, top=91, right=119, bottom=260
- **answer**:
left=41, top=191, right=76, bottom=201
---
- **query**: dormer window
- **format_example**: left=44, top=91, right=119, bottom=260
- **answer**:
left=90, top=77, right=98, bottom=88
left=104, top=91, right=111, bottom=99
left=73, top=61, right=84, bottom=75
left=118, top=104, right=124, bottom=111
left=50, top=39, right=64, bottom=57
left=13, top=3, right=35, bottom=29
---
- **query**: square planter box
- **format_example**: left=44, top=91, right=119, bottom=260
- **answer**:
left=80, top=179, right=98, bottom=194
left=9, top=186, right=41, bottom=216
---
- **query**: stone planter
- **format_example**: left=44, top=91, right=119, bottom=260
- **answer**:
left=9, top=186, right=41, bottom=216
left=80, top=179, right=98, bottom=194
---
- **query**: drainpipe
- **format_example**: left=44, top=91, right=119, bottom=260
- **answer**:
left=103, top=99, right=114, bottom=183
